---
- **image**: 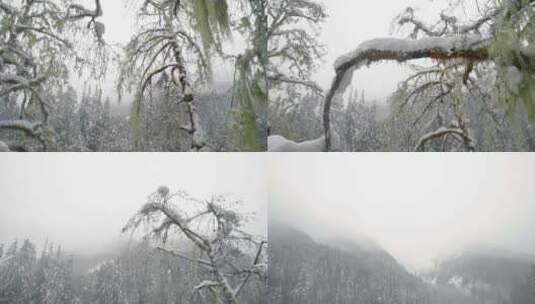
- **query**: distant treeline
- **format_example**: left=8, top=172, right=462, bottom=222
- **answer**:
left=0, top=239, right=264, bottom=304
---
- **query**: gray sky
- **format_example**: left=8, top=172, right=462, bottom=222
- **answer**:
left=269, top=154, right=535, bottom=271
left=0, top=154, right=267, bottom=255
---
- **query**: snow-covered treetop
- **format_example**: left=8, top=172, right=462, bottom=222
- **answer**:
left=0, top=0, right=105, bottom=150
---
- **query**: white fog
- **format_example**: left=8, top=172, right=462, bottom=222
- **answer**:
left=269, top=154, right=535, bottom=271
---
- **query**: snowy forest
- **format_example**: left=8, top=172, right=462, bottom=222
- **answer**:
left=1, top=0, right=534, bottom=151
left=0, top=186, right=267, bottom=304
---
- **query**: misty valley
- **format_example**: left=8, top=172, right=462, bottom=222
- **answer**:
left=269, top=223, right=535, bottom=304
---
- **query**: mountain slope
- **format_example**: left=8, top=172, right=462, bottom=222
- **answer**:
left=427, top=246, right=535, bottom=304
left=268, top=222, right=430, bottom=304
left=268, top=222, right=535, bottom=304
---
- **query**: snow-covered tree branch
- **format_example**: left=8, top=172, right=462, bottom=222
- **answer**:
left=323, top=35, right=490, bottom=151
left=271, top=0, right=535, bottom=151
left=122, top=186, right=267, bottom=304
left=0, top=0, right=105, bottom=150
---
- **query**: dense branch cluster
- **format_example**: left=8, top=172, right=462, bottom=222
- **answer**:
left=266, top=0, right=325, bottom=96
left=119, top=1, right=213, bottom=151
left=123, top=187, right=266, bottom=304
left=267, top=0, right=326, bottom=131
left=118, top=0, right=272, bottom=152
left=0, top=0, right=103, bottom=151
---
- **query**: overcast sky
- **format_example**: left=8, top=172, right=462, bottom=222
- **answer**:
left=269, top=154, right=535, bottom=271
left=0, top=154, right=266, bottom=255
left=81, top=0, right=460, bottom=101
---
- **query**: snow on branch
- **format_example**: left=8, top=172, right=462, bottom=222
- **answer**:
left=414, top=126, right=474, bottom=151
left=0, top=0, right=107, bottom=150
left=123, top=187, right=266, bottom=304
left=323, top=35, right=490, bottom=151
left=191, top=280, right=223, bottom=302
left=122, top=12, right=208, bottom=151
left=123, top=198, right=210, bottom=251
left=268, top=134, right=326, bottom=152
left=271, top=34, right=497, bottom=151
left=333, top=35, right=489, bottom=72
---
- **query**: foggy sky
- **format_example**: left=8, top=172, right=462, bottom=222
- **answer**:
left=269, top=154, right=535, bottom=271
left=0, top=154, right=267, bottom=255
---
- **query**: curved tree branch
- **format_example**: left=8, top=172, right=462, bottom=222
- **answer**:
left=414, top=126, right=469, bottom=151
left=323, top=35, right=491, bottom=151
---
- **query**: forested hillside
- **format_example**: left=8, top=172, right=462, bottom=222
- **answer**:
left=268, top=222, right=535, bottom=304
left=425, top=246, right=535, bottom=304
left=268, top=222, right=432, bottom=304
